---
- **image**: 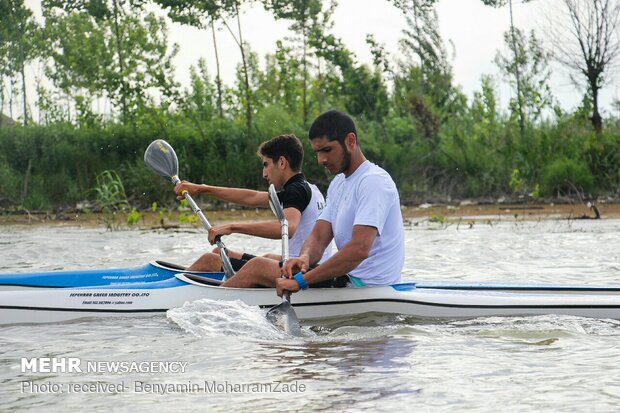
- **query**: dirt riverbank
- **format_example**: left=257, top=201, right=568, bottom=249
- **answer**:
left=0, top=202, right=617, bottom=228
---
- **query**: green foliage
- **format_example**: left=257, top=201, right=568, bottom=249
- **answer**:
left=154, top=0, right=239, bottom=26
left=178, top=211, right=198, bottom=224
left=93, top=170, right=129, bottom=208
left=43, top=4, right=179, bottom=126
left=1, top=0, right=620, bottom=210
left=22, top=192, right=50, bottom=211
left=584, top=132, right=620, bottom=193
left=0, top=0, right=43, bottom=124
left=430, top=213, right=446, bottom=224
left=494, top=28, right=554, bottom=127
left=509, top=168, right=525, bottom=194
left=177, top=58, right=217, bottom=135
left=541, top=158, right=594, bottom=196
left=0, top=95, right=619, bottom=210
left=92, top=169, right=130, bottom=230
left=126, top=207, right=141, bottom=226
left=0, top=156, right=19, bottom=207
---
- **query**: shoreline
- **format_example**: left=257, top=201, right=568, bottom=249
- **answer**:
left=0, top=202, right=617, bottom=228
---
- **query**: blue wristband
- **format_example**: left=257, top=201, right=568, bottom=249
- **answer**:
left=293, top=272, right=309, bottom=290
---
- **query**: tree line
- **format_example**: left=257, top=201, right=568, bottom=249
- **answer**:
left=0, top=0, right=619, bottom=212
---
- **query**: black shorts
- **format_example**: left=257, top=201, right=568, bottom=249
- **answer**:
left=276, top=261, right=349, bottom=288
left=225, top=253, right=257, bottom=272
left=310, top=275, right=349, bottom=288
left=303, top=263, right=349, bottom=288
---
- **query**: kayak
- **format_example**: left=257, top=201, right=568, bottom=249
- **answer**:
left=0, top=261, right=214, bottom=289
left=2, top=261, right=620, bottom=325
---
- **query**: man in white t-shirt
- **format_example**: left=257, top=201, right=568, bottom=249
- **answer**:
left=279, top=110, right=405, bottom=294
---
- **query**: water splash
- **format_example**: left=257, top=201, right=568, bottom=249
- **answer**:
left=167, top=301, right=412, bottom=342
left=167, top=298, right=294, bottom=340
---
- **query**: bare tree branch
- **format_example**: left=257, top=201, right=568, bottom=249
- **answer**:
left=548, top=0, right=620, bottom=132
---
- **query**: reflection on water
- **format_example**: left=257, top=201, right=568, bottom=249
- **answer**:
left=1, top=220, right=620, bottom=411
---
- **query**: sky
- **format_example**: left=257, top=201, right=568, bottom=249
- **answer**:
left=21, top=0, right=620, bottom=116
left=166, top=0, right=620, bottom=115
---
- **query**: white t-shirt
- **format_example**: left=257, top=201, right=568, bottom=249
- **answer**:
left=319, top=160, right=404, bottom=285
left=277, top=174, right=331, bottom=263
left=291, top=183, right=331, bottom=263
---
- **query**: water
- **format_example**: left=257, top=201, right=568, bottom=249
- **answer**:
left=1, top=218, right=620, bottom=412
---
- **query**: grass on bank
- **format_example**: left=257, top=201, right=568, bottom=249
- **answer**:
left=0, top=201, right=614, bottom=229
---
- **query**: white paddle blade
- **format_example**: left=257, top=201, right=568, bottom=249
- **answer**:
left=268, top=184, right=285, bottom=222
left=144, top=139, right=179, bottom=180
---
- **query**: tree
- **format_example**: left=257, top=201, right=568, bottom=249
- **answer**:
left=43, top=3, right=179, bottom=125
left=495, top=28, right=554, bottom=125
left=366, top=33, right=394, bottom=80
left=481, top=0, right=535, bottom=139
left=262, top=0, right=325, bottom=126
left=157, top=0, right=254, bottom=131
left=0, top=0, right=41, bottom=125
left=43, top=11, right=112, bottom=121
left=310, top=30, right=389, bottom=122
left=548, top=0, right=620, bottom=133
left=258, top=40, right=303, bottom=114
left=223, top=2, right=253, bottom=132
left=391, top=0, right=462, bottom=140
left=177, top=58, right=217, bottom=138
left=155, top=0, right=241, bottom=119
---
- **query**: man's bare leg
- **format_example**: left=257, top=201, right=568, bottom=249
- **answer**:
left=186, top=248, right=245, bottom=272
left=221, top=257, right=280, bottom=288
left=186, top=252, right=222, bottom=272
left=211, top=247, right=243, bottom=260
left=212, top=248, right=280, bottom=261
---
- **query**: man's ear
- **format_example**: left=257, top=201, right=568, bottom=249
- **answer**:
left=279, top=155, right=288, bottom=169
left=345, top=132, right=357, bottom=150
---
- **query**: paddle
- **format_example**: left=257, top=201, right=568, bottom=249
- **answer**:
left=144, top=139, right=236, bottom=280
left=265, top=184, right=302, bottom=336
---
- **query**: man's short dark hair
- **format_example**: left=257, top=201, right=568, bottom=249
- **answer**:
left=308, top=110, right=357, bottom=144
left=257, top=134, right=304, bottom=172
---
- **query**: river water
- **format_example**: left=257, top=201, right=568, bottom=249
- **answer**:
left=1, top=217, right=620, bottom=412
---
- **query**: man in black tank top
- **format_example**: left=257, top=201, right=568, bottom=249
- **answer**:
left=174, top=134, right=333, bottom=287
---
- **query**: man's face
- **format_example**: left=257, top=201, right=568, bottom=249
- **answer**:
left=310, top=137, right=351, bottom=175
left=262, top=156, right=284, bottom=188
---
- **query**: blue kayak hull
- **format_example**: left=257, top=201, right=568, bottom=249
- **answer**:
left=0, top=261, right=223, bottom=288
left=2, top=260, right=620, bottom=294
left=2, top=262, right=620, bottom=324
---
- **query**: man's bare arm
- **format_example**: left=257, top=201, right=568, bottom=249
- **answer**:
left=301, top=225, right=376, bottom=284
left=175, top=181, right=268, bottom=207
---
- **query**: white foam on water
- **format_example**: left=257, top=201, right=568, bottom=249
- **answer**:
left=318, top=325, right=402, bottom=341
left=166, top=298, right=295, bottom=340
left=167, top=300, right=410, bottom=343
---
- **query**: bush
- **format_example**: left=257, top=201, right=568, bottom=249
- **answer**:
left=0, top=158, right=20, bottom=207
left=541, top=158, right=594, bottom=196
left=1, top=103, right=619, bottom=210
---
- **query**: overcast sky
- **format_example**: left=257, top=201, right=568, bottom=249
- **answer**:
left=24, top=0, right=620, bottom=115
left=165, top=0, right=620, bottom=115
